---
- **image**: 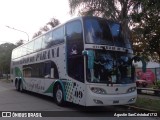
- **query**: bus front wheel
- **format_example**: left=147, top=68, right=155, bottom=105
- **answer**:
left=54, top=84, right=64, bottom=106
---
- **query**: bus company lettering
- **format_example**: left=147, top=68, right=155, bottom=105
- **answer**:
left=13, top=47, right=59, bottom=65
left=28, top=81, right=44, bottom=91
left=36, top=50, right=50, bottom=61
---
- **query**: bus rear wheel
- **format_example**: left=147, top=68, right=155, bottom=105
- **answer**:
left=54, top=84, right=64, bottom=106
left=15, top=80, right=20, bottom=91
left=19, top=81, right=24, bottom=92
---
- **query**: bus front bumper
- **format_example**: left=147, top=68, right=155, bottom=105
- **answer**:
left=85, top=91, right=137, bottom=106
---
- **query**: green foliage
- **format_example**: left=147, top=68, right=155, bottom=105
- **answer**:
left=0, top=43, right=16, bottom=74
left=154, top=81, right=160, bottom=89
left=131, top=0, right=160, bottom=62
left=69, top=0, right=160, bottom=62
left=135, top=96, right=160, bottom=111
left=69, top=0, right=135, bottom=21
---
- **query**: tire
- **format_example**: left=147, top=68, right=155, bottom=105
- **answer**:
left=19, top=81, right=24, bottom=92
left=15, top=80, right=20, bottom=91
left=54, top=84, right=64, bottom=106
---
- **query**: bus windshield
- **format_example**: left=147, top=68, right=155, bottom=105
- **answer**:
left=86, top=50, right=135, bottom=84
left=84, top=18, right=125, bottom=47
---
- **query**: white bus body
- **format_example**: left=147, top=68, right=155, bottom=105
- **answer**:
left=11, top=16, right=137, bottom=106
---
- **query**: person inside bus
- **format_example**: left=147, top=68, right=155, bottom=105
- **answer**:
left=117, top=56, right=130, bottom=83
left=101, top=53, right=115, bottom=83
left=94, top=52, right=114, bottom=83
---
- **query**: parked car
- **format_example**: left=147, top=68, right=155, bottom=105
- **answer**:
left=136, top=80, right=148, bottom=87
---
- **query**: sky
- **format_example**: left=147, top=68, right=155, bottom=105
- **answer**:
left=0, top=0, right=76, bottom=44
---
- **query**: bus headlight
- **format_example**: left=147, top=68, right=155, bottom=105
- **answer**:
left=127, top=87, right=136, bottom=93
left=90, top=87, right=107, bottom=94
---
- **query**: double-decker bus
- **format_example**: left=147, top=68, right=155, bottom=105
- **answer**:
left=10, top=16, right=144, bottom=106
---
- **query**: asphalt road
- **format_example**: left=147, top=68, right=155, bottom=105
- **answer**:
left=0, top=79, right=159, bottom=120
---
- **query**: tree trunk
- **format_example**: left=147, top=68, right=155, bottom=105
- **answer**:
left=119, top=1, right=131, bottom=48
left=158, top=52, right=160, bottom=63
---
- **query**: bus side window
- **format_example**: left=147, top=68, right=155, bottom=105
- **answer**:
left=44, top=61, right=59, bottom=79
left=44, top=62, right=51, bottom=78
left=42, top=32, right=52, bottom=49
left=26, top=41, right=34, bottom=54
left=34, top=37, right=43, bottom=51
left=66, top=20, right=84, bottom=82
left=23, top=66, right=32, bottom=78
left=52, top=26, right=64, bottom=45
left=66, top=21, right=83, bottom=56
left=21, top=45, right=27, bottom=56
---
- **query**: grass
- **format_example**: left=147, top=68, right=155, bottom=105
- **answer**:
left=134, top=96, right=160, bottom=111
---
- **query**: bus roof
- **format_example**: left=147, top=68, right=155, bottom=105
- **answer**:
left=12, top=16, right=119, bottom=51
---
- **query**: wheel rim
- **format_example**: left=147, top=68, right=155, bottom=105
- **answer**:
left=56, top=89, right=62, bottom=103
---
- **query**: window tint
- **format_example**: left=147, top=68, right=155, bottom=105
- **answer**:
left=66, top=21, right=82, bottom=40
left=12, top=26, right=64, bottom=59
left=49, top=26, right=64, bottom=47
left=84, top=18, right=113, bottom=45
left=66, top=20, right=84, bottom=82
left=44, top=61, right=59, bottom=78
left=23, top=67, right=32, bottom=77
left=108, top=22, right=125, bottom=47
left=42, top=31, right=52, bottom=49
left=26, top=41, right=34, bottom=54
left=23, top=61, right=59, bottom=78
left=66, top=20, right=83, bottom=56
left=34, top=37, right=42, bottom=51
left=21, top=45, right=27, bottom=56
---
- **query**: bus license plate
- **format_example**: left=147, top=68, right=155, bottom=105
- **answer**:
left=113, top=100, right=119, bottom=104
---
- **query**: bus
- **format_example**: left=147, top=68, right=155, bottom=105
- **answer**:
left=10, top=16, right=145, bottom=106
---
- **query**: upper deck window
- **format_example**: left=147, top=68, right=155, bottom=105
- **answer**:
left=84, top=17, right=126, bottom=47
left=108, top=21, right=125, bottom=47
left=34, top=37, right=42, bottom=51
left=84, top=18, right=113, bottom=45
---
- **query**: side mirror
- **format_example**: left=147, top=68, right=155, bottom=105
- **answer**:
left=82, top=50, right=87, bottom=56
left=132, top=56, right=146, bottom=73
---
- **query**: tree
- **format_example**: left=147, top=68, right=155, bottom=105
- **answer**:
left=32, top=17, right=60, bottom=38
left=16, top=39, right=24, bottom=46
left=69, top=0, right=160, bottom=62
left=40, top=25, right=50, bottom=32
left=32, top=31, right=42, bottom=38
left=69, top=0, right=141, bottom=41
left=0, top=43, right=16, bottom=75
left=131, top=0, right=160, bottom=62
left=47, top=17, right=60, bottom=29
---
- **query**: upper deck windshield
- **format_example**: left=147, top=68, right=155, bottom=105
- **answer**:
left=84, top=17, right=125, bottom=47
